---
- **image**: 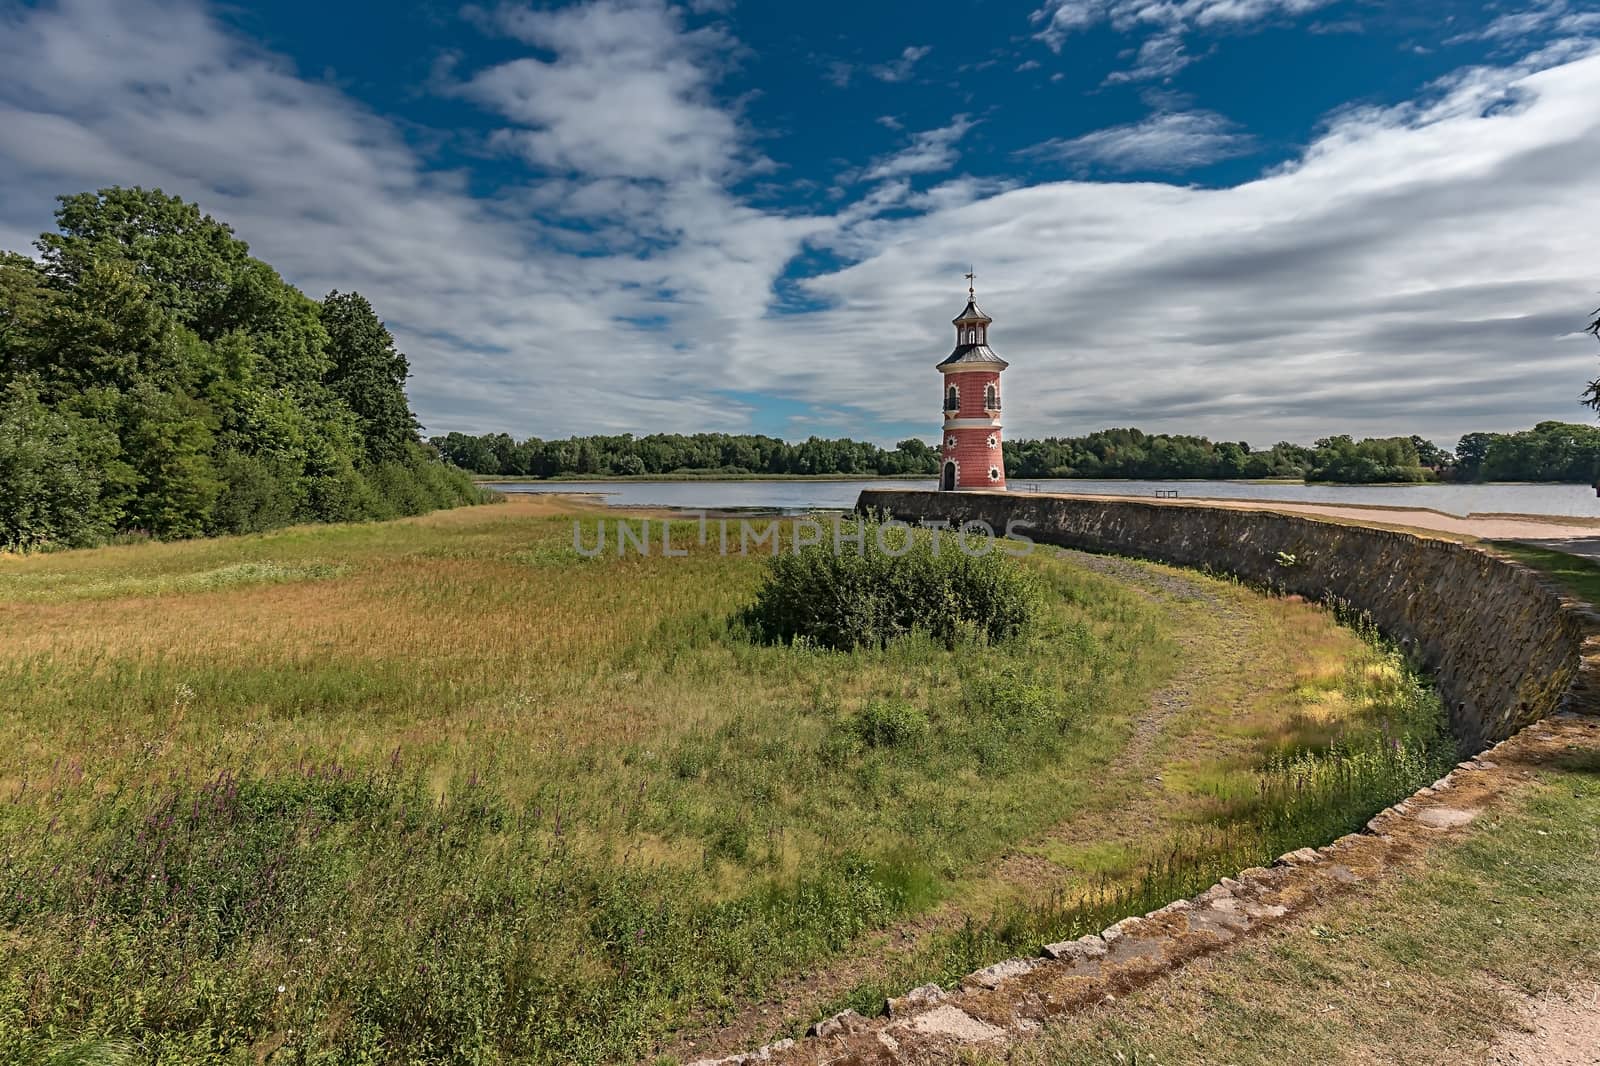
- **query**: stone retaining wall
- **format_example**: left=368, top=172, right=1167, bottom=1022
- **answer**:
left=689, top=716, right=1600, bottom=1066
left=857, top=489, right=1600, bottom=748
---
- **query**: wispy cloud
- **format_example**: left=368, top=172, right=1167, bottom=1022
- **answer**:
left=1021, top=108, right=1255, bottom=171
left=1447, top=0, right=1600, bottom=44
left=870, top=44, right=932, bottom=83
left=1031, top=0, right=1333, bottom=82
left=1106, top=32, right=1196, bottom=82
left=823, top=60, right=853, bottom=88
left=863, top=116, right=976, bottom=181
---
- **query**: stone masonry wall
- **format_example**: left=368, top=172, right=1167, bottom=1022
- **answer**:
left=857, top=489, right=1600, bottom=748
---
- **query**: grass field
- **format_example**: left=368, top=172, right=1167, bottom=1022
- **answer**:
left=0, top=496, right=1452, bottom=1064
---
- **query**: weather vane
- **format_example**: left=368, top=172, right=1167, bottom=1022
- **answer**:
left=964, top=267, right=976, bottom=298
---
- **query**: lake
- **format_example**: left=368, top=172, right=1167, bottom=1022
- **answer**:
left=487, top=478, right=1600, bottom=518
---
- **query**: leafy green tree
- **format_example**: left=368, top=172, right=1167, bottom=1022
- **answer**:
left=33, top=260, right=189, bottom=395
left=39, top=187, right=254, bottom=340
left=320, top=290, right=417, bottom=462
left=0, top=378, right=114, bottom=550
left=1409, top=435, right=1451, bottom=469
left=0, top=252, right=52, bottom=383
left=119, top=383, right=221, bottom=537
left=0, top=185, right=479, bottom=548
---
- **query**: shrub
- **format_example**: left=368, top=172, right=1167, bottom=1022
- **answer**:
left=854, top=699, right=930, bottom=748
left=961, top=665, right=1063, bottom=729
left=744, top=517, right=1037, bottom=650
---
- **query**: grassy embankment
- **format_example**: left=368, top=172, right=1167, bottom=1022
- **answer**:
left=1491, top=540, right=1600, bottom=602
left=0, top=496, right=1451, bottom=1064
left=992, top=745, right=1600, bottom=1066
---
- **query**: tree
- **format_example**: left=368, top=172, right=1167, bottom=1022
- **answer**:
left=0, top=252, right=52, bottom=384
left=0, top=185, right=478, bottom=548
left=320, top=290, right=418, bottom=463
left=119, top=383, right=221, bottom=537
left=38, top=187, right=253, bottom=340
left=1409, top=435, right=1451, bottom=469
left=1453, top=432, right=1495, bottom=479
left=0, top=378, right=114, bottom=550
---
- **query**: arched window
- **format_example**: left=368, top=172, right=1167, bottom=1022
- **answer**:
left=945, top=384, right=959, bottom=411
left=984, top=383, right=999, bottom=409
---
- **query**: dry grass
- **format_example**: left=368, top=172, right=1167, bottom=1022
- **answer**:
left=0, top=497, right=1448, bottom=1064
left=990, top=747, right=1600, bottom=1066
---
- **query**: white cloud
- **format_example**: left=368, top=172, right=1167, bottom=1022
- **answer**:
left=458, top=1, right=746, bottom=183
left=1031, top=0, right=1333, bottom=81
left=823, top=60, right=853, bottom=88
left=784, top=46, right=1600, bottom=446
left=1106, top=32, right=1195, bottom=82
left=870, top=45, right=932, bottom=83
left=1, top=0, right=1598, bottom=450
left=1022, top=109, right=1255, bottom=171
left=863, top=116, right=976, bottom=181
left=1448, top=0, right=1600, bottom=44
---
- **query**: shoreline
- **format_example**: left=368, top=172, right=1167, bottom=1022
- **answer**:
left=474, top=473, right=1593, bottom=488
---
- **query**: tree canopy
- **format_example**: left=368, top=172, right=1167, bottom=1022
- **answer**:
left=0, top=187, right=480, bottom=551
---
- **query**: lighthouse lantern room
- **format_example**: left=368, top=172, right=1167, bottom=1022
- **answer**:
left=937, top=271, right=1008, bottom=491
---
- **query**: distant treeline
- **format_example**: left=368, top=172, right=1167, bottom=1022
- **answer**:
left=433, top=422, right=1600, bottom=485
left=429, top=432, right=941, bottom=478
left=1, top=187, right=484, bottom=551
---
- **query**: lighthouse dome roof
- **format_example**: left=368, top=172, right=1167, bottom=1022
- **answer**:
left=951, top=298, right=992, bottom=325
left=937, top=343, right=1009, bottom=370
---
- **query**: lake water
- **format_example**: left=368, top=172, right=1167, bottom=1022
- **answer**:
left=488, top=478, right=1600, bottom=518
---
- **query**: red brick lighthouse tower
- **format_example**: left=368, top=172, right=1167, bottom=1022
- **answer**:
left=938, top=271, right=1008, bottom=491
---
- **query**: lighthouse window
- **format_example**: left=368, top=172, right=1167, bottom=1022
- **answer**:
left=945, top=384, right=959, bottom=411
left=946, top=435, right=958, bottom=449
left=988, top=467, right=1001, bottom=482
left=986, top=434, right=997, bottom=448
left=985, top=384, right=999, bottom=409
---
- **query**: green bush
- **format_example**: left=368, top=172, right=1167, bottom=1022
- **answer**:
left=854, top=698, right=931, bottom=748
left=744, top=517, right=1037, bottom=650
left=961, top=664, right=1063, bottom=729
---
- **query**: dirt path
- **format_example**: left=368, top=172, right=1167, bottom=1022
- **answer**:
left=1488, top=983, right=1600, bottom=1065
left=661, top=553, right=1263, bottom=1064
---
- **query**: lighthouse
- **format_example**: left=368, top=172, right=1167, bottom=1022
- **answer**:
left=937, top=272, right=1008, bottom=491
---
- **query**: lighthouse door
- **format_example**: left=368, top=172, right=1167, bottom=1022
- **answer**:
left=941, top=461, right=956, bottom=491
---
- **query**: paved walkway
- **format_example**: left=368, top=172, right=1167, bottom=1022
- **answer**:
left=1018, top=491, right=1600, bottom=561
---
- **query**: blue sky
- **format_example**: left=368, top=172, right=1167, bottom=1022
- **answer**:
left=2, top=0, right=1599, bottom=447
